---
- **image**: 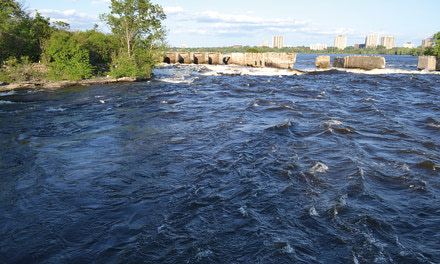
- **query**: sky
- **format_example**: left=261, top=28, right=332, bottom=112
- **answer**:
left=25, top=0, right=439, bottom=48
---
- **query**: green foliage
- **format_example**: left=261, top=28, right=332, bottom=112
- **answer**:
left=43, top=33, right=93, bottom=80
left=0, top=56, right=47, bottom=83
left=245, top=47, right=264, bottom=53
left=108, top=51, right=140, bottom=78
left=424, top=32, right=440, bottom=58
left=72, top=29, right=120, bottom=75
left=0, top=1, right=52, bottom=63
left=101, top=0, right=167, bottom=78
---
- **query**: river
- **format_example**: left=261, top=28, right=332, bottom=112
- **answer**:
left=0, top=55, right=439, bottom=263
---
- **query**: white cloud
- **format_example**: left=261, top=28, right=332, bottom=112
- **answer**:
left=165, top=6, right=311, bottom=37
left=164, top=6, right=184, bottom=14
left=91, top=0, right=110, bottom=6
left=36, top=9, right=99, bottom=29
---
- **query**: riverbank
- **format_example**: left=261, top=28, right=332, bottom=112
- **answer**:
left=0, top=76, right=144, bottom=92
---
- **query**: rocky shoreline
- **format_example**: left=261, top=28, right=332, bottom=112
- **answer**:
left=0, top=76, right=142, bottom=92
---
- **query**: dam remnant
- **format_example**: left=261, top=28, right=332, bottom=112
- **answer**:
left=164, top=52, right=297, bottom=70
left=331, top=56, right=386, bottom=70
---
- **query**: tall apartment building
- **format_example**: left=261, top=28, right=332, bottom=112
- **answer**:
left=262, top=40, right=269, bottom=47
left=422, top=38, right=434, bottom=47
left=272, top=36, right=284, bottom=49
left=381, top=36, right=394, bottom=49
left=403, top=42, right=415, bottom=48
left=310, top=43, right=327, bottom=50
left=334, top=35, right=347, bottom=49
left=365, top=34, right=380, bottom=48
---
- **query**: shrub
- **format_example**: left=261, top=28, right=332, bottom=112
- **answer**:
left=43, top=32, right=93, bottom=80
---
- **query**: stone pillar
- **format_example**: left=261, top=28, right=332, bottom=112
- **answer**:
left=208, top=53, right=223, bottom=65
left=245, top=53, right=265, bottom=67
left=315, top=56, right=330, bottom=69
left=265, top=53, right=296, bottom=69
left=333, top=57, right=345, bottom=68
left=230, top=53, right=246, bottom=66
left=192, top=53, right=208, bottom=64
left=344, top=56, right=386, bottom=70
left=417, top=56, right=437, bottom=71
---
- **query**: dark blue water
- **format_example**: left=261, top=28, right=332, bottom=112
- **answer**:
left=1, top=56, right=439, bottom=263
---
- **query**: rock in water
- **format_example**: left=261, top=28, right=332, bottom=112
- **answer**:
left=308, top=162, right=329, bottom=174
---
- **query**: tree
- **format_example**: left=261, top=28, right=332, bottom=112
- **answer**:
left=0, top=1, right=52, bottom=62
left=100, top=0, right=167, bottom=78
left=432, top=32, right=440, bottom=58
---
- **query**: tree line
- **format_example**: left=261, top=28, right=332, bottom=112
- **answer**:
left=0, top=0, right=167, bottom=83
left=170, top=33, right=440, bottom=58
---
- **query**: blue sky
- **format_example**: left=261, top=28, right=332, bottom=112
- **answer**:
left=26, top=0, right=439, bottom=47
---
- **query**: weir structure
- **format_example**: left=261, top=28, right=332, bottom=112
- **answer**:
left=164, top=52, right=297, bottom=69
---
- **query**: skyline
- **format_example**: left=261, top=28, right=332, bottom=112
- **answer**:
left=26, top=0, right=440, bottom=47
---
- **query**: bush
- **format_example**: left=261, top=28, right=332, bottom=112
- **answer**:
left=0, top=56, right=47, bottom=83
left=43, top=32, right=93, bottom=80
left=109, top=50, right=153, bottom=79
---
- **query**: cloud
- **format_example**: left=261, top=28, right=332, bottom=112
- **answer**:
left=91, top=0, right=111, bottom=6
left=164, top=6, right=184, bottom=14
left=34, top=9, right=99, bottom=29
left=164, top=6, right=311, bottom=38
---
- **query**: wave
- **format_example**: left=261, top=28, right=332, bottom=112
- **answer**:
left=162, top=64, right=306, bottom=76
left=0, top=100, right=15, bottom=104
left=338, top=68, right=440, bottom=75
left=0, top=91, right=16, bottom=97
left=158, top=64, right=440, bottom=77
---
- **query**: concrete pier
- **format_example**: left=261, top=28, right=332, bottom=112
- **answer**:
left=315, top=56, right=330, bottom=69
left=417, top=56, right=439, bottom=71
left=332, top=57, right=345, bottom=68
left=344, top=56, right=386, bottom=70
left=164, top=52, right=296, bottom=69
left=331, top=56, right=386, bottom=70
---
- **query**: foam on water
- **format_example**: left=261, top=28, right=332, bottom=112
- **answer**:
left=0, top=91, right=16, bottom=96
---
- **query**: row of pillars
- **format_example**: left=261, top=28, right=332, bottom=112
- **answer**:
left=164, top=52, right=297, bottom=70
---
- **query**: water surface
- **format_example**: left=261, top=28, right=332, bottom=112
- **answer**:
left=1, top=57, right=439, bottom=263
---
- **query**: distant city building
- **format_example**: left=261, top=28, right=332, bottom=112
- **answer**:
left=181, top=44, right=188, bottom=49
left=272, top=36, right=284, bottom=49
left=365, top=34, right=380, bottom=48
left=403, top=42, right=415, bottom=48
left=233, top=45, right=243, bottom=49
left=263, top=40, right=269, bottom=47
left=422, top=38, right=434, bottom=47
left=310, top=43, right=327, bottom=50
left=354, top=44, right=366, bottom=49
left=334, top=35, right=347, bottom=49
left=381, top=36, right=394, bottom=49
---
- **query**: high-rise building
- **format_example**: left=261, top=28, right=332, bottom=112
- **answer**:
left=381, top=36, right=394, bottom=49
left=403, top=42, right=415, bottom=48
left=334, top=35, right=347, bottom=49
left=272, top=36, right=284, bottom=49
left=310, top=43, right=327, bottom=50
left=422, top=38, right=434, bottom=47
left=263, top=40, right=269, bottom=47
left=365, top=34, right=380, bottom=48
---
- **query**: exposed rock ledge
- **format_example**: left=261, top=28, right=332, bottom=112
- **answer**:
left=0, top=76, right=141, bottom=92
